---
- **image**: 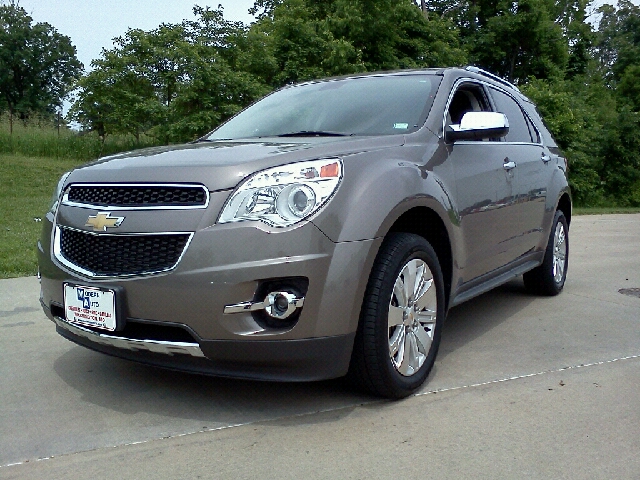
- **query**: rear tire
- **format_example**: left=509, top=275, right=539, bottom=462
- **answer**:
left=524, top=210, right=569, bottom=296
left=349, top=233, right=445, bottom=399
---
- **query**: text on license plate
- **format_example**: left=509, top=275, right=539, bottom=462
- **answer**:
left=64, top=284, right=116, bottom=331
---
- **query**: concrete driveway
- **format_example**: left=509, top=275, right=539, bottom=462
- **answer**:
left=1, top=214, right=639, bottom=479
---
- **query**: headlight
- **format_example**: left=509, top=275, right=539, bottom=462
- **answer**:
left=48, top=171, right=72, bottom=214
left=218, top=158, right=342, bottom=227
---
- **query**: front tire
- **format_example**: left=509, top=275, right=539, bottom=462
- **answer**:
left=524, top=210, right=569, bottom=296
left=349, top=233, right=445, bottom=399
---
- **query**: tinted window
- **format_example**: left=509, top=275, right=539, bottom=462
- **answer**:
left=446, top=84, right=489, bottom=125
left=523, top=108, right=540, bottom=143
left=523, top=103, right=553, bottom=146
left=208, top=75, right=436, bottom=139
left=446, top=83, right=491, bottom=141
left=490, top=88, right=533, bottom=143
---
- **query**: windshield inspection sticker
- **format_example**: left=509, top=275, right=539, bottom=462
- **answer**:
left=394, top=123, right=409, bottom=129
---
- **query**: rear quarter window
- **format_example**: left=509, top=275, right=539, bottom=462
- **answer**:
left=521, top=102, right=557, bottom=148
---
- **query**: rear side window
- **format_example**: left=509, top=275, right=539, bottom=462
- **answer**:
left=489, top=88, right=536, bottom=143
left=524, top=113, right=541, bottom=144
left=522, top=103, right=556, bottom=147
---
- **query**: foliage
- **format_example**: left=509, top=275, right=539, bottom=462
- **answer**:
left=70, top=1, right=466, bottom=142
left=515, top=0, right=640, bottom=207
left=70, top=7, right=268, bottom=144
left=522, top=73, right=608, bottom=206
left=243, top=0, right=466, bottom=87
left=4, top=0, right=640, bottom=280
left=597, top=107, right=640, bottom=206
left=596, top=0, right=640, bottom=83
left=0, top=3, right=82, bottom=130
left=427, top=0, right=568, bottom=82
left=0, top=114, right=159, bottom=161
left=59, top=0, right=640, bottom=206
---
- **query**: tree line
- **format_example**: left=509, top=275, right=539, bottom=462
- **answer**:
left=1, top=0, right=639, bottom=206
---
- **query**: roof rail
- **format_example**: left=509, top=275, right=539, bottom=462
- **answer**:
left=464, top=66, right=520, bottom=92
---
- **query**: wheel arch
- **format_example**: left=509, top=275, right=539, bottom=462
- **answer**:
left=557, top=192, right=572, bottom=226
left=348, top=219, right=450, bottom=397
left=384, top=206, right=454, bottom=310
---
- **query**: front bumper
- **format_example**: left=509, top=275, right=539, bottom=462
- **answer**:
left=45, top=303, right=355, bottom=381
left=39, top=213, right=380, bottom=381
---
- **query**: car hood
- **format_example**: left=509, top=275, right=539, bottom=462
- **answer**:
left=66, top=136, right=405, bottom=191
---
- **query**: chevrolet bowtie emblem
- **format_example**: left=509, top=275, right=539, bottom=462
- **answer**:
left=85, top=212, right=125, bottom=231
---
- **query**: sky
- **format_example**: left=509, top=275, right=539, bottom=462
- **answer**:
left=15, top=0, right=640, bottom=73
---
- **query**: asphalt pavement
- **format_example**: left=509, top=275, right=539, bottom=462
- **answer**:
left=1, top=214, right=639, bottom=479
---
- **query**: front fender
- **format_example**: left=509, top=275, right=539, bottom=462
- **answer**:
left=311, top=151, right=454, bottom=243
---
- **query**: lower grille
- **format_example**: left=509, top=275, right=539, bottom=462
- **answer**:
left=57, top=227, right=191, bottom=277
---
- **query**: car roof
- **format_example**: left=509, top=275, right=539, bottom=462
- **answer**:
left=292, top=67, right=517, bottom=90
left=281, top=66, right=535, bottom=108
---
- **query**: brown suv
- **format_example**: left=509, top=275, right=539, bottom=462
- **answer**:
left=38, top=66, right=571, bottom=398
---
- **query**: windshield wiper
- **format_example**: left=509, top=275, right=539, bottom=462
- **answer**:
left=192, top=138, right=232, bottom=143
left=276, top=130, right=349, bottom=137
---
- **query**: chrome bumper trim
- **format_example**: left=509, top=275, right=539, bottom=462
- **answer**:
left=54, top=317, right=206, bottom=358
left=224, top=295, right=305, bottom=315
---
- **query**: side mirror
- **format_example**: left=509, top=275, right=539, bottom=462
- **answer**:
left=446, top=112, right=509, bottom=142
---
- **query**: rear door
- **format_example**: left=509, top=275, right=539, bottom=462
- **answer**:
left=488, top=87, right=549, bottom=257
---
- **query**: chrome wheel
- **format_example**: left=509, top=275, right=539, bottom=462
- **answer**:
left=552, top=222, right=567, bottom=284
left=523, top=210, right=569, bottom=296
left=388, top=259, right=438, bottom=376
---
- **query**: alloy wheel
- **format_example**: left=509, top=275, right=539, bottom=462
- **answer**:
left=553, top=222, right=567, bottom=284
left=388, top=259, right=438, bottom=376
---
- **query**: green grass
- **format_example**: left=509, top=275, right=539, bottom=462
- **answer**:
left=0, top=117, right=159, bottom=161
left=574, top=206, right=640, bottom=215
left=0, top=154, right=86, bottom=278
left=0, top=119, right=162, bottom=278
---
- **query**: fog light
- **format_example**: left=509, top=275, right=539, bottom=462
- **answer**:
left=223, top=291, right=305, bottom=320
left=265, top=291, right=298, bottom=319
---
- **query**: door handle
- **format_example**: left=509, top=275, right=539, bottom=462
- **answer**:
left=503, top=160, right=517, bottom=170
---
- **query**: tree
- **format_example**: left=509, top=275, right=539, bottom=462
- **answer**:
left=551, top=0, right=594, bottom=77
left=0, top=2, right=82, bottom=133
left=522, top=72, right=616, bottom=206
left=618, top=64, right=640, bottom=112
left=242, top=0, right=466, bottom=88
left=162, top=6, right=270, bottom=141
left=591, top=0, right=640, bottom=205
left=70, top=6, right=268, bottom=143
left=596, top=0, right=640, bottom=83
left=429, top=0, right=568, bottom=82
left=63, top=0, right=640, bottom=205
left=69, top=48, right=160, bottom=141
left=591, top=105, right=640, bottom=207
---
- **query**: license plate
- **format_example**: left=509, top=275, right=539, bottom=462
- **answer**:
left=64, top=284, right=117, bottom=331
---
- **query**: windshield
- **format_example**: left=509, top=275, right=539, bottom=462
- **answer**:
left=207, top=74, right=438, bottom=140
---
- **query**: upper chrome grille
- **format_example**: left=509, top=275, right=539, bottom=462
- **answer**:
left=55, top=227, right=192, bottom=277
left=63, top=184, right=208, bottom=209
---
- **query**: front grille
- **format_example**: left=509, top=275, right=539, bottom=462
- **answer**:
left=66, top=185, right=207, bottom=208
left=58, top=227, right=191, bottom=276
